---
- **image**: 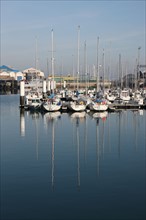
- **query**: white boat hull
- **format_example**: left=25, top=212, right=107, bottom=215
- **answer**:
left=88, top=102, right=108, bottom=111
left=25, top=94, right=42, bottom=111
left=120, top=96, right=130, bottom=102
left=29, top=102, right=41, bottom=111
left=42, top=103, right=61, bottom=112
left=68, top=101, right=86, bottom=112
left=106, top=94, right=116, bottom=102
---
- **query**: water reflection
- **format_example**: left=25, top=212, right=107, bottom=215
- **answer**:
left=70, top=111, right=86, bottom=119
left=1, top=95, right=146, bottom=220
left=20, top=109, right=25, bottom=137
left=92, top=111, right=108, bottom=121
left=19, top=109, right=146, bottom=189
left=71, top=113, right=86, bottom=189
left=1, top=101, right=146, bottom=220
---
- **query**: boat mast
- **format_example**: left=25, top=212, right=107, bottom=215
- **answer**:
left=34, top=36, right=38, bottom=81
left=84, top=40, right=87, bottom=96
left=72, top=54, right=75, bottom=90
left=102, top=48, right=105, bottom=95
left=96, top=37, right=99, bottom=92
left=35, top=36, right=39, bottom=90
left=109, top=41, right=111, bottom=89
left=51, top=29, right=54, bottom=94
left=35, top=37, right=37, bottom=72
left=77, top=25, right=80, bottom=91
left=137, top=46, right=141, bottom=90
left=118, top=53, right=122, bottom=89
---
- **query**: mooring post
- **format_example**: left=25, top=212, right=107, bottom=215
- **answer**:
left=63, top=80, right=66, bottom=89
left=43, top=79, right=46, bottom=98
left=47, top=80, right=51, bottom=93
left=20, top=80, right=25, bottom=108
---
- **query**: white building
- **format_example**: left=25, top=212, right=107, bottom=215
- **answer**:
left=0, top=65, right=24, bottom=81
left=23, top=68, right=45, bottom=81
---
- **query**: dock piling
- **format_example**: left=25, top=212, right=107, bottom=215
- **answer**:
left=20, top=81, right=25, bottom=108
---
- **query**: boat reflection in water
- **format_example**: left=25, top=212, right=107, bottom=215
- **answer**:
left=43, top=111, right=61, bottom=189
left=92, top=111, right=108, bottom=121
left=44, top=111, right=61, bottom=120
left=70, top=111, right=86, bottom=188
left=70, top=111, right=86, bottom=119
left=14, top=105, right=145, bottom=220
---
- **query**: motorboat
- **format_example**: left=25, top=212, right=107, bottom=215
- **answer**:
left=25, top=90, right=42, bottom=110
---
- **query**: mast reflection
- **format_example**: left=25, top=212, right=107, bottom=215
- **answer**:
left=71, top=111, right=86, bottom=189
left=44, top=111, right=61, bottom=189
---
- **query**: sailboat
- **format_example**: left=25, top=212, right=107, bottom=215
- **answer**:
left=87, top=98, right=108, bottom=111
left=42, top=94, right=61, bottom=112
left=25, top=38, right=42, bottom=111
left=42, top=29, right=62, bottom=112
left=88, top=45, right=108, bottom=112
left=68, top=26, right=86, bottom=112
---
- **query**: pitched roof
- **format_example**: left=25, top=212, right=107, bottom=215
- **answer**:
left=0, top=65, right=19, bottom=72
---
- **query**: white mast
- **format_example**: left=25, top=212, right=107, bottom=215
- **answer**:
left=35, top=36, right=38, bottom=80
left=96, top=37, right=99, bottom=92
left=77, top=25, right=80, bottom=91
left=84, top=40, right=87, bottom=96
left=102, top=48, right=105, bottom=95
left=72, top=54, right=75, bottom=90
left=51, top=29, right=54, bottom=93
left=118, top=53, right=122, bottom=89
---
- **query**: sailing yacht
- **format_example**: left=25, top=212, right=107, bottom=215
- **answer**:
left=25, top=38, right=43, bottom=111
left=68, top=98, right=86, bottom=112
left=88, top=42, right=108, bottom=112
left=68, top=26, right=86, bottom=112
left=87, top=98, right=108, bottom=111
left=42, top=95, right=61, bottom=112
left=42, top=29, right=62, bottom=112
left=106, top=91, right=116, bottom=102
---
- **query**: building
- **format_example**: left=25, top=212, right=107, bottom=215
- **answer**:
left=23, top=68, right=45, bottom=81
left=0, top=65, right=24, bottom=81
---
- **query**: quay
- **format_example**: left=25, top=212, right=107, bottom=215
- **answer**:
left=0, top=78, right=20, bottom=91
left=109, top=103, right=146, bottom=110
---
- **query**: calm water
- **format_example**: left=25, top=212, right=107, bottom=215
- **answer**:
left=0, top=95, right=146, bottom=220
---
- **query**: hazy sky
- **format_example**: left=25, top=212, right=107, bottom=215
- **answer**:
left=1, top=0, right=145, bottom=79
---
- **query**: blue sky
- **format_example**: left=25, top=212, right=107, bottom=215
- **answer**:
left=1, top=0, right=145, bottom=79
